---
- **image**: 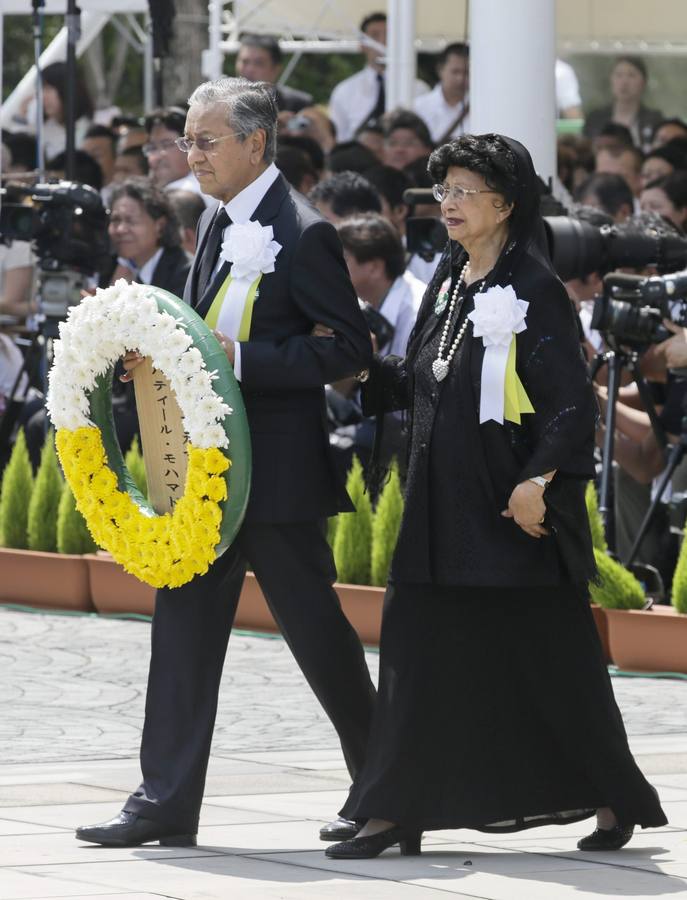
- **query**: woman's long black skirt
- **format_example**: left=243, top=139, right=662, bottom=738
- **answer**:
left=341, top=581, right=667, bottom=832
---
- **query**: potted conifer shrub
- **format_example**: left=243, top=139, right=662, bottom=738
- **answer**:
left=0, top=433, right=92, bottom=611
left=602, top=520, right=687, bottom=674
left=84, top=436, right=156, bottom=616
left=596, top=541, right=687, bottom=674
left=585, top=482, right=612, bottom=662
left=330, top=455, right=385, bottom=645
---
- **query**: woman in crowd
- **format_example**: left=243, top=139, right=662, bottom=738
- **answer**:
left=584, top=56, right=663, bottom=152
left=640, top=172, right=687, bottom=232
left=324, top=133, right=667, bottom=860
left=16, top=61, right=94, bottom=160
left=107, top=177, right=190, bottom=297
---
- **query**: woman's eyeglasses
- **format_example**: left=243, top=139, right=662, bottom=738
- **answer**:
left=174, top=133, right=245, bottom=154
left=432, top=183, right=498, bottom=203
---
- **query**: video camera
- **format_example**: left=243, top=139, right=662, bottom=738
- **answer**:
left=0, top=180, right=110, bottom=335
left=360, top=301, right=395, bottom=352
left=590, top=270, right=687, bottom=348
left=543, top=216, right=687, bottom=282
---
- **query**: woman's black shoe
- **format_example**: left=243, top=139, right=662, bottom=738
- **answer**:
left=325, top=826, right=422, bottom=859
left=577, top=824, right=634, bottom=851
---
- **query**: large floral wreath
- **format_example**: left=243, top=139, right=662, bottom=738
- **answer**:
left=46, top=280, right=251, bottom=589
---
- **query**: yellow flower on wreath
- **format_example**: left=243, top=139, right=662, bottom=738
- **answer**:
left=55, top=425, right=230, bottom=589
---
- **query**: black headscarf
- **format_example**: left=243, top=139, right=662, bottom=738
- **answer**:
left=423, top=134, right=554, bottom=306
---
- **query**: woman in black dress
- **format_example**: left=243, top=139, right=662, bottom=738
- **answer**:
left=325, top=133, right=667, bottom=860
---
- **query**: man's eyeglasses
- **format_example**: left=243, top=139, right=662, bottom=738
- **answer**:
left=432, top=183, right=498, bottom=203
left=174, top=133, right=245, bottom=154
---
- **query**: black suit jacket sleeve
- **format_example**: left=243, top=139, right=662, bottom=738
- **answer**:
left=239, top=220, right=373, bottom=390
left=514, top=269, right=598, bottom=482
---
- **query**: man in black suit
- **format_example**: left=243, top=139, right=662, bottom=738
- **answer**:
left=75, top=77, right=375, bottom=848
left=235, top=33, right=313, bottom=113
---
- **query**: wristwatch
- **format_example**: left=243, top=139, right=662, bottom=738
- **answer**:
left=529, top=475, right=551, bottom=489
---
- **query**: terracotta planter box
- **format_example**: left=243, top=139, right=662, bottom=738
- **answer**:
left=0, top=547, right=93, bottom=611
left=590, top=603, right=611, bottom=664
left=83, top=557, right=385, bottom=645
left=85, top=552, right=156, bottom=616
left=236, top=574, right=385, bottom=646
left=606, top=605, right=687, bottom=674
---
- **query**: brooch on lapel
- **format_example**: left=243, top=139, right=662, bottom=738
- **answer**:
left=434, top=276, right=452, bottom=316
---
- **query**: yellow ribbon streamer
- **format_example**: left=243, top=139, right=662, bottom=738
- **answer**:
left=204, top=272, right=262, bottom=340
left=503, top=335, right=535, bottom=425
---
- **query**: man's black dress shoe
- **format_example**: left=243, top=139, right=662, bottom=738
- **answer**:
left=75, top=811, right=197, bottom=847
left=577, top=824, right=634, bottom=851
left=325, top=826, right=422, bottom=859
left=319, top=817, right=361, bottom=841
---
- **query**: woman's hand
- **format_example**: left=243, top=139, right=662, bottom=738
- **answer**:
left=501, top=480, right=549, bottom=538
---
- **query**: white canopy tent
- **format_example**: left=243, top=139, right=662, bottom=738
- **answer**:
left=215, top=0, right=687, bottom=53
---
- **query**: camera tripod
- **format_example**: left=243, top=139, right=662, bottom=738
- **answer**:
left=624, top=397, right=687, bottom=570
left=0, top=325, right=47, bottom=458
left=589, top=340, right=668, bottom=554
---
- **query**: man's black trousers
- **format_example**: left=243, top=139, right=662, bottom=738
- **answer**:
left=124, top=521, right=376, bottom=831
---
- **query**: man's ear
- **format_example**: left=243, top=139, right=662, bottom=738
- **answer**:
left=369, top=257, right=387, bottom=280
left=250, top=129, right=267, bottom=163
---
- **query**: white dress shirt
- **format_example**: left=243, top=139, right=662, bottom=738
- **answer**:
left=555, top=59, right=582, bottom=115
left=413, top=84, right=470, bottom=143
left=138, top=247, right=165, bottom=285
left=378, top=270, right=426, bottom=358
left=328, top=66, right=429, bottom=142
left=212, top=162, right=281, bottom=380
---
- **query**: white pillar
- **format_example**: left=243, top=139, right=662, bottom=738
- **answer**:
left=202, top=0, right=224, bottom=81
left=469, top=0, right=556, bottom=183
left=386, top=0, right=416, bottom=112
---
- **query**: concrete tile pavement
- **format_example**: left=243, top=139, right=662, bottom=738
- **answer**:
left=1, top=605, right=687, bottom=899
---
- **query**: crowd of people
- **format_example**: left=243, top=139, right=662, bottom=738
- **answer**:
left=2, top=12, right=687, bottom=589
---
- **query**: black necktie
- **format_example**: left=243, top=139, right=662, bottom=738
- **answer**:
left=197, top=207, right=231, bottom=300
left=370, top=72, right=385, bottom=121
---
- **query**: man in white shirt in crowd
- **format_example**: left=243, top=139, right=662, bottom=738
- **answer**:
left=329, top=12, right=428, bottom=143
left=338, top=213, right=425, bottom=359
left=414, top=43, right=470, bottom=144
left=365, top=164, right=442, bottom=284
left=328, top=212, right=424, bottom=477
left=143, top=108, right=211, bottom=204
left=556, top=58, right=583, bottom=119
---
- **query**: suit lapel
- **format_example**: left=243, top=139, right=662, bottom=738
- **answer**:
left=188, top=206, right=219, bottom=309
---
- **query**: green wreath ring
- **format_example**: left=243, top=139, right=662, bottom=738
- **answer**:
left=47, top=281, right=251, bottom=588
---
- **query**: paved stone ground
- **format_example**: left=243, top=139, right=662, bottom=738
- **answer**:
left=2, top=605, right=687, bottom=899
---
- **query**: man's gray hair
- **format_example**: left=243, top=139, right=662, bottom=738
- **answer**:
left=188, top=77, right=278, bottom=164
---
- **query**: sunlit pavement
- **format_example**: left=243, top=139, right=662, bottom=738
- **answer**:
left=2, top=605, right=686, bottom=900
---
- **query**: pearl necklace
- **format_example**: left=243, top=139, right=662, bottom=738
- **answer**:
left=432, top=261, right=480, bottom=383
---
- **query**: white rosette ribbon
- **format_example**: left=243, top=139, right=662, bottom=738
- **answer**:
left=216, top=221, right=281, bottom=336
left=467, top=284, right=529, bottom=424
